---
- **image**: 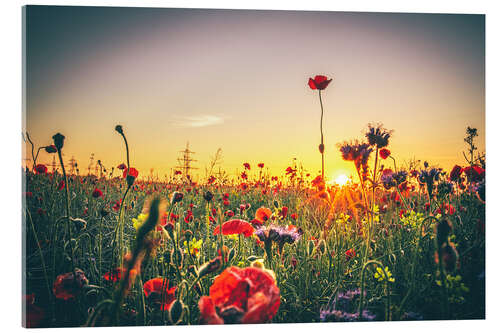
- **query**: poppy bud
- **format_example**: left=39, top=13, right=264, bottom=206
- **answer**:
left=52, top=133, right=65, bottom=150
left=168, top=299, right=184, bottom=324
left=45, top=145, right=57, bottom=153
left=319, top=143, right=325, bottom=153
left=171, top=191, right=184, bottom=205
left=184, top=230, right=193, bottom=241
left=198, top=256, right=222, bottom=278
left=115, top=125, right=123, bottom=134
left=273, top=200, right=279, bottom=209
left=203, top=191, right=213, bottom=202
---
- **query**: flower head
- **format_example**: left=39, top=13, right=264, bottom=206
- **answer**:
left=214, top=219, right=255, bottom=237
left=198, top=266, right=280, bottom=324
left=379, top=148, right=391, bottom=159
left=35, top=164, right=47, bottom=174
left=365, top=124, right=392, bottom=148
left=52, top=268, right=88, bottom=300
left=143, top=278, right=177, bottom=311
left=308, top=75, right=332, bottom=90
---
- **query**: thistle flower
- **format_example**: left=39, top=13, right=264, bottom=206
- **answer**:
left=339, top=141, right=373, bottom=181
left=365, top=123, right=392, bottom=148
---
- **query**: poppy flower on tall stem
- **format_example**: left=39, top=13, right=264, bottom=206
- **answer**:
left=308, top=74, right=332, bottom=180
left=143, top=278, right=177, bottom=311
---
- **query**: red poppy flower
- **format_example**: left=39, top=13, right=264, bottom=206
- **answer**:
left=24, top=294, right=45, bottom=328
left=35, top=164, right=47, bottom=174
left=345, top=248, right=356, bottom=261
left=143, top=278, right=177, bottom=311
left=103, top=267, right=125, bottom=282
left=198, top=266, right=280, bottom=324
left=225, top=210, right=235, bottom=217
left=214, top=219, right=255, bottom=237
left=240, top=183, right=248, bottom=190
left=258, top=163, right=264, bottom=168
left=208, top=175, right=216, bottom=184
left=92, top=188, right=103, bottom=198
left=308, top=75, right=332, bottom=90
left=53, top=269, right=88, bottom=300
left=123, top=167, right=139, bottom=179
left=463, top=165, right=485, bottom=182
left=279, top=206, right=288, bottom=219
left=243, top=163, right=251, bottom=170
left=379, top=148, right=391, bottom=160
left=290, top=213, right=298, bottom=220
left=449, top=165, right=463, bottom=182
left=241, top=172, right=248, bottom=180
left=255, top=207, right=272, bottom=224
left=174, top=170, right=182, bottom=175
left=57, top=180, right=65, bottom=191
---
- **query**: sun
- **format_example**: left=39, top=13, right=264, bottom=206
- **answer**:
left=334, top=174, right=349, bottom=186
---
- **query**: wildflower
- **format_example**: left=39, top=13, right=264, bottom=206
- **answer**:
left=345, top=248, right=356, bottom=261
left=57, top=180, right=65, bottom=191
left=379, top=148, right=390, bottom=159
left=243, top=163, right=251, bottom=170
left=463, top=165, right=485, bottom=182
left=143, top=278, right=177, bottom=311
left=374, top=266, right=395, bottom=283
left=381, top=171, right=396, bottom=190
left=35, top=164, right=47, bottom=174
left=254, top=207, right=272, bottom=225
left=291, top=213, right=298, bottom=220
left=241, top=171, right=248, bottom=180
left=258, top=163, right=264, bottom=168
left=198, top=266, right=280, bottom=324
left=203, top=190, right=214, bottom=202
left=339, top=141, right=373, bottom=180
left=208, top=175, right=216, bottom=184
left=52, top=268, right=89, bottom=300
left=419, top=168, right=440, bottom=197
left=174, top=170, right=182, bottom=175
left=320, top=289, right=375, bottom=322
left=449, top=165, right=463, bottom=182
left=171, top=191, right=184, bottom=205
left=308, top=75, right=332, bottom=90
left=184, top=237, right=203, bottom=257
left=214, top=219, right=255, bottom=237
left=225, top=210, right=235, bottom=217
left=279, top=206, right=288, bottom=219
left=365, top=123, right=392, bottom=148
left=92, top=188, right=103, bottom=198
left=117, top=163, right=126, bottom=170
left=103, top=267, right=125, bottom=282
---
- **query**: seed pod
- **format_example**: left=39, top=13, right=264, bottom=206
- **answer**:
left=52, top=133, right=65, bottom=150
left=203, top=191, right=213, bottom=202
left=246, top=255, right=259, bottom=262
left=319, top=143, right=325, bottom=153
left=198, top=256, right=222, bottom=278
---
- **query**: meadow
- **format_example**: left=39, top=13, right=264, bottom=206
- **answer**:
left=22, top=76, right=485, bottom=327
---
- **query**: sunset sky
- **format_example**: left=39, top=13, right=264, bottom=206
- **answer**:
left=24, top=6, right=485, bottom=182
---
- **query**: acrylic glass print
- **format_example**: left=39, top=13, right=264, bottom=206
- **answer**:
left=22, top=5, right=485, bottom=328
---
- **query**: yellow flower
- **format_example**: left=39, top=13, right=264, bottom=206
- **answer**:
left=184, top=237, right=203, bottom=257
left=132, top=213, right=148, bottom=230
left=374, top=266, right=395, bottom=283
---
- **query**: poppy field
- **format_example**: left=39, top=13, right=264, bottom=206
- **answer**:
left=22, top=73, right=485, bottom=327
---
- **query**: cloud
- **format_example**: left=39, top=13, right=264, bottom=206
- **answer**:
left=171, top=115, right=225, bottom=128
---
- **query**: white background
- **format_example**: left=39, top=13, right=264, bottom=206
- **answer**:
left=1, top=0, right=498, bottom=332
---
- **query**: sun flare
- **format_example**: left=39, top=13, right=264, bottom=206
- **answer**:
left=334, top=174, right=349, bottom=186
